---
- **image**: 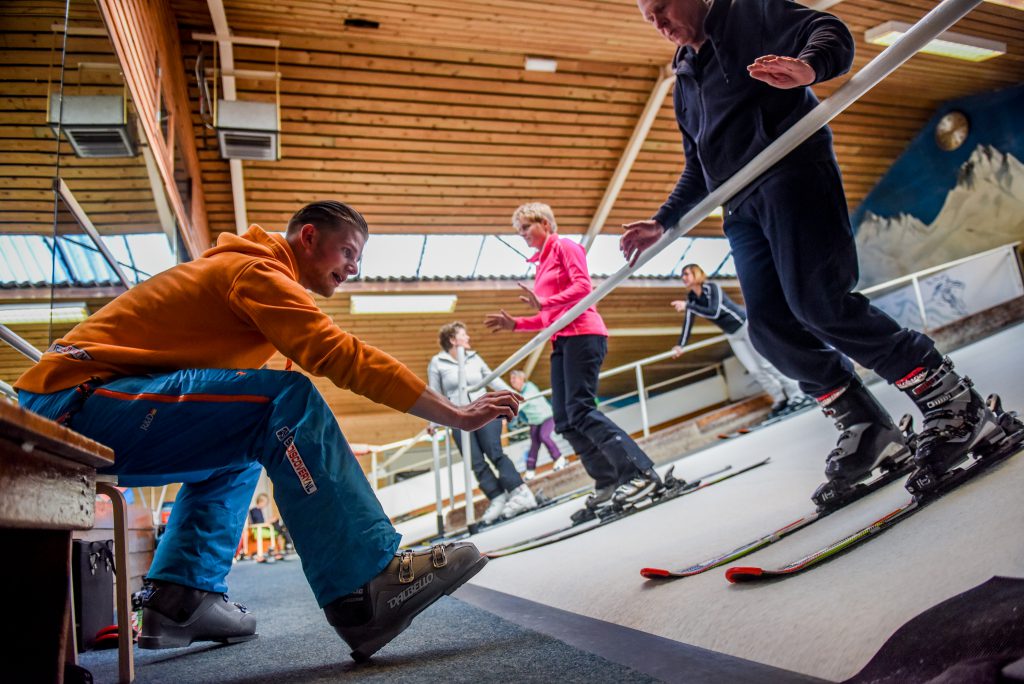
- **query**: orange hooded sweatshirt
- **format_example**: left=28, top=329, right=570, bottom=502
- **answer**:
left=15, top=226, right=426, bottom=412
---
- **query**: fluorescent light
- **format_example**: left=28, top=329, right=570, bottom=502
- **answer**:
left=865, top=21, right=1006, bottom=62
left=524, top=56, right=557, bottom=73
left=350, top=294, right=457, bottom=315
left=0, top=304, right=89, bottom=325
left=985, top=0, right=1024, bottom=9
left=709, top=206, right=723, bottom=218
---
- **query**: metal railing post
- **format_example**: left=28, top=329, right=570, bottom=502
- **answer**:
left=369, top=450, right=378, bottom=491
left=635, top=364, right=650, bottom=438
left=911, top=276, right=929, bottom=331
left=430, top=432, right=444, bottom=537
left=456, top=346, right=475, bottom=525
left=445, top=428, right=455, bottom=514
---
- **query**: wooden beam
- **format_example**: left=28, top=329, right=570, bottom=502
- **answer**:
left=582, top=63, right=674, bottom=251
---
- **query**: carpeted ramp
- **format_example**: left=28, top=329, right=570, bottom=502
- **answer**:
left=845, top=576, right=1024, bottom=684
left=77, top=558, right=659, bottom=683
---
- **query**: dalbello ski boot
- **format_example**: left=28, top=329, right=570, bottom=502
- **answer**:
left=897, top=358, right=1007, bottom=496
left=811, top=377, right=912, bottom=509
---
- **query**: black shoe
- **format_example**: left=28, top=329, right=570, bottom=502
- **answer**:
left=611, top=468, right=664, bottom=506
left=811, top=377, right=910, bottom=506
left=897, top=357, right=1005, bottom=476
left=136, top=579, right=257, bottom=649
left=325, top=542, right=486, bottom=662
left=585, top=485, right=617, bottom=510
left=766, top=399, right=790, bottom=420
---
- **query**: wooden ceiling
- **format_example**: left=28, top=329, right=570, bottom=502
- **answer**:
left=2, top=0, right=1023, bottom=447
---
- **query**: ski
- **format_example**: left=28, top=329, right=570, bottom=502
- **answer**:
left=641, top=414, right=917, bottom=580
left=402, top=484, right=592, bottom=549
left=725, top=397, right=1023, bottom=583
left=484, top=458, right=771, bottom=559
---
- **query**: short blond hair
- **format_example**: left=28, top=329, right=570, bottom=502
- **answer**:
left=681, top=263, right=707, bottom=286
left=512, top=202, right=558, bottom=232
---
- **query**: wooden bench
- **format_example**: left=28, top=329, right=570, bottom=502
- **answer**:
left=0, top=399, right=133, bottom=683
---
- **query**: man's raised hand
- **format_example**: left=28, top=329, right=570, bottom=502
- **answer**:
left=747, top=55, right=815, bottom=89
left=620, top=219, right=664, bottom=266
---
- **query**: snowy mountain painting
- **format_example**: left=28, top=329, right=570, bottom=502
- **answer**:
left=852, top=84, right=1024, bottom=288
left=856, top=144, right=1024, bottom=287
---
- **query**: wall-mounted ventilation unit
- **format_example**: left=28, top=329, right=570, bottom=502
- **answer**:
left=48, top=94, right=137, bottom=158
left=216, top=100, right=280, bottom=161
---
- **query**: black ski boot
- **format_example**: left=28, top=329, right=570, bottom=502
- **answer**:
left=570, top=484, right=615, bottom=523
left=897, top=358, right=1006, bottom=494
left=811, top=377, right=911, bottom=509
left=135, top=579, right=258, bottom=649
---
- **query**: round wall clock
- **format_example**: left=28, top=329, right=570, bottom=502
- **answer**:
left=935, top=110, right=969, bottom=152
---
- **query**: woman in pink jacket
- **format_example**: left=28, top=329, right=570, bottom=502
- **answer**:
left=485, top=203, right=660, bottom=522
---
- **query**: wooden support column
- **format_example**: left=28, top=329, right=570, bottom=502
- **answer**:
left=95, top=0, right=211, bottom=257
left=581, top=63, right=675, bottom=252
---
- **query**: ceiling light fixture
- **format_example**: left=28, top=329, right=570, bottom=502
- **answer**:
left=524, top=56, right=558, bottom=73
left=350, top=294, right=457, bottom=315
left=865, top=20, right=1006, bottom=62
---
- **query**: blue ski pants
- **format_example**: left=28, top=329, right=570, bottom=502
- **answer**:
left=19, top=368, right=401, bottom=608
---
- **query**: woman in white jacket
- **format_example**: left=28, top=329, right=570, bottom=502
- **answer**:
left=428, top=322, right=537, bottom=524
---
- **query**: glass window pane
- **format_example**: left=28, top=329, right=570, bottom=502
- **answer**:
left=418, top=235, right=482, bottom=279
left=473, top=236, right=533, bottom=278
left=358, top=235, right=424, bottom=279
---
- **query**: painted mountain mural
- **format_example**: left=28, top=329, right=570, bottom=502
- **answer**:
left=852, top=84, right=1024, bottom=288
left=856, top=145, right=1024, bottom=286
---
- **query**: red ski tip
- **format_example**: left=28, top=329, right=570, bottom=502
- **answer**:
left=640, top=567, right=671, bottom=578
left=725, top=566, right=762, bottom=583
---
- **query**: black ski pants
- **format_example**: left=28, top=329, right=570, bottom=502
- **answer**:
left=550, top=334, right=654, bottom=489
left=724, top=159, right=941, bottom=397
left=452, top=419, right=523, bottom=500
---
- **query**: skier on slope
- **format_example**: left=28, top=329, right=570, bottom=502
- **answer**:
left=621, top=0, right=1009, bottom=504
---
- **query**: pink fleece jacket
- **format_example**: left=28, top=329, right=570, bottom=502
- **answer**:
left=514, top=234, right=608, bottom=340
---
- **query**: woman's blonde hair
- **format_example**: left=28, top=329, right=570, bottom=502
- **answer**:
left=438, top=321, right=466, bottom=352
left=681, top=263, right=707, bottom=286
left=512, top=202, right=558, bottom=232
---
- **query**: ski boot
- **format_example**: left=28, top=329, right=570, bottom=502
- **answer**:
left=898, top=358, right=1008, bottom=496
left=325, top=542, right=487, bottom=661
left=811, top=377, right=912, bottom=510
left=135, top=579, right=258, bottom=649
left=569, top=484, right=615, bottom=524
left=611, top=468, right=666, bottom=509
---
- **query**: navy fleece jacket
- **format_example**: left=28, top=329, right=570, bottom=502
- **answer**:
left=653, top=0, right=855, bottom=229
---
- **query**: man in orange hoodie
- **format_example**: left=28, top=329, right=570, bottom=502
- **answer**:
left=16, top=200, right=520, bottom=661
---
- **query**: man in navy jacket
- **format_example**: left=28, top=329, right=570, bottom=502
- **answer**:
left=621, top=0, right=1006, bottom=504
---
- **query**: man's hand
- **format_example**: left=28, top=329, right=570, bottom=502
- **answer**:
left=517, top=282, right=541, bottom=311
left=747, top=55, right=815, bottom=89
left=670, top=299, right=687, bottom=313
left=484, top=309, right=516, bottom=333
left=455, top=391, right=522, bottom=431
left=409, top=388, right=523, bottom=433
left=671, top=345, right=685, bottom=359
left=620, top=219, right=664, bottom=266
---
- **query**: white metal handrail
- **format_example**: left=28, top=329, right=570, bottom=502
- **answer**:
left=472, top=0, right=986, bottom=391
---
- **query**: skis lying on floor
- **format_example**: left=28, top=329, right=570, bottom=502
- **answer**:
left=725, top=396, right=1023, bottom=583
left=403, top=484, right=592, bottom=549
left=641, top=415, right=917, bottom=580
left=484, top=458, right=771, bottom=559
left=716, top=401, right=816, bottom=440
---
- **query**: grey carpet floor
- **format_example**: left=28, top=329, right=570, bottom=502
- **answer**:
left=78, top=557, right=658, bottom=683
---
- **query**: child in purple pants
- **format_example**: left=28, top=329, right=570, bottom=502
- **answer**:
left=509, top=370, right=566, bottom=480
